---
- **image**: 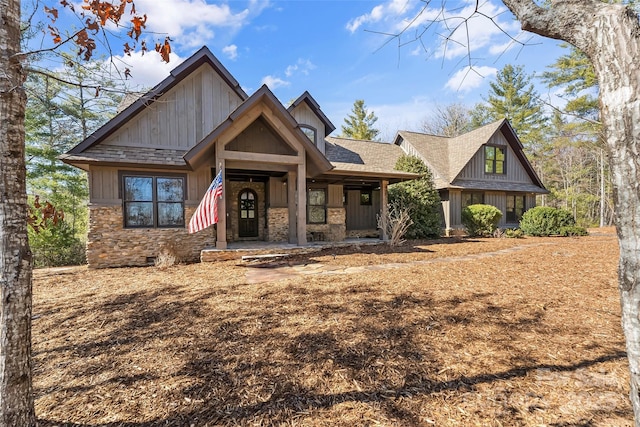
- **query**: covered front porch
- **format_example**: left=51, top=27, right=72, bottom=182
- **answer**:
left=219, top=169, right=391, bottom=248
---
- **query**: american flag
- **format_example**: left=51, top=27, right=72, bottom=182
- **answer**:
left=188, top=170, right=223, bottom=234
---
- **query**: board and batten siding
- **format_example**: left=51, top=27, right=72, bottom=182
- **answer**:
left=448, top=190, right=462, bottom=229
left=88, top=166, right=212, bottom=206
left=269, top=177, right=287, bottom=208
left=289, top=102, right=326, bottom=154
left=456, top=133, right=533, bottom=184
left=102, top=65, right=243, bottom=150
left=345, top=189, right=380, bottom=230
left=227, top=117, right=298, bottom=156
left=484, top=192, right=507, bottom=226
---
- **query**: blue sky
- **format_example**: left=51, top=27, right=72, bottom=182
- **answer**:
left=34, top=0, right=568, bottom=141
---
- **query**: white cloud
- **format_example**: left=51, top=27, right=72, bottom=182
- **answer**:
left=285, top=58, right=316, bottom=77
left=445, top=65, right=497, bottom=93
left=348, top=0, right=522, bottom=64
left=222, top=44, right=238, bottom=60
left=120, top=0, right=270, bottom=48
left=346, top=0, right=413, bottom=33
left=107, top=51, right=185, bottom=91
left=261, top=75, right=290, bottom=90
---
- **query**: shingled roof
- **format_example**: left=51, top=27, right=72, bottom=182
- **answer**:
left=395, top=119, right=545, bottom=191
left=59, top=146, right=188, bottom=171
left=324, top=136, right=419, bottom=182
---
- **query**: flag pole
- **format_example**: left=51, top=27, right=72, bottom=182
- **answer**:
left=215, top=159, right=227, bottom=249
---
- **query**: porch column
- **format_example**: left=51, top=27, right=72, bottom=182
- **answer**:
left=215, top=143, right=227, bottom=249
left=381, top=179, right=389, bottom=241
left=288, top=170, right=297, bottom=244
left=297, top=161, right=307, bottom=245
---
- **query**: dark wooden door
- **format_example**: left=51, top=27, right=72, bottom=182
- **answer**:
left=238, top=189, right=258, bottom=238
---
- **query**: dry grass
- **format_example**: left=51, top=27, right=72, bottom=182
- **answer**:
left=33, top=228, right=632, bottom=426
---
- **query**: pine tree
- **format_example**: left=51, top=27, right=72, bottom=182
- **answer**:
left=541, top=45, right=599, bottom=119
left=24, top=63, right=123, bottom=264
left=341, top=99, right=380, bottom=141
left=471, top=64, right=547, bottom=155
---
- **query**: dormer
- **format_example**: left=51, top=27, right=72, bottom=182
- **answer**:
left=288, top=91, right=335, bottom=155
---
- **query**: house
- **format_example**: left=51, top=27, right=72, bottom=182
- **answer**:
left=61, top=46, right=417, bottom=268
left=61, top=46, right=547, bottom=268
left=393, top=120, right=548, bottom=234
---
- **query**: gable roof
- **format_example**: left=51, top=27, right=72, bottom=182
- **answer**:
left=66, top=46, right=247, bottom=155
left=288, top=91, right=336, bottom=137
left=184, top=85, right=333, bottom=176
left=395, top=119, right=546, bottom=191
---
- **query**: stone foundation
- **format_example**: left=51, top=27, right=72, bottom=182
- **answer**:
left=87, top=205, right=215, bottom=268
left=267, top=207, right=289, bottom=242
left=307, top=207, right=346, bottom=241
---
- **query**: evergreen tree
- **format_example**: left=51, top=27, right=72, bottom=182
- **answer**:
left=470, top=64, right=547, bottom=155
left=24, top=62, right=123, bottom=265
left=341, top=99, right=380, bottom=140
left=389, top=155, right=441, bottom=238
left=541, top=44, right=612, bottom=226
left=541, top=45, right=599, bottom=119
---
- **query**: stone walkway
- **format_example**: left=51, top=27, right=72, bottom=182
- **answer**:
left=244, top=242, right=554, bottom=284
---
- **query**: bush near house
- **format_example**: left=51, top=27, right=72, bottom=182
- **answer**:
left=28, top=197, right=86, bottom=267
left=389, top=155, right=442, bottom=239
left=461, top=204, right=502, bottom=237
left=519, top=206, right=587, bottom=237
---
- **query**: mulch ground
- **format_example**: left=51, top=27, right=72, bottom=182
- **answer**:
left=33, top=228, right=632, bottom=426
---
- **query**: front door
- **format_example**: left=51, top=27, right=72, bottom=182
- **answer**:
left=238, top=189, right=259, bottom=238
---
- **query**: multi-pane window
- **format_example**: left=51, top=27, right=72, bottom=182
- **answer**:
left=485, top=145, right=506, bottom=174
left=307, top=188, right=326, bottom=224
left=123, top=174, right=185, bottom=228
left=462, top=192, right=484, bottom=208
left=239, top=191, right=256, bottom=219
left=506, top=195, right=526, bottom=222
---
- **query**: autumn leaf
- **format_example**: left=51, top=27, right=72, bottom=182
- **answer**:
left=124, top=68, right=132, bottom=79
left=48, top=25, right=62, bottom=44
left=155, top=37, right=171, bottom=63
left=85, top=17, right=100, bottom=33
left=130, top=14, right=146, bottom=41
left=44, top=6, right=59, bottom=21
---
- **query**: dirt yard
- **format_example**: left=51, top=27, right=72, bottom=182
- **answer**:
left=33, top=228, right=632, bottom=426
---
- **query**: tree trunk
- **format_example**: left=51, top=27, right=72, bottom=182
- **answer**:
left=501, top=1, right=640, bottom=423
left=0, top=0, right=36, bottom=425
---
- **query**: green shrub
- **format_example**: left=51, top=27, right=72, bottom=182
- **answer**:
left=519, top=206, right=576, bottom=236
left=504, top=228, right=524, bottom=238
left=558, top=225, right=589, bottom=237
left=389, top=155, right=442, bottom=238
left=461, top=204, right=502, bottom=237
left=27, top=197, right=87, bottom=267
left=28, top=221, right=86, bottom=267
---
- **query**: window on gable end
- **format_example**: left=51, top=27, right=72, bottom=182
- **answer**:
left=300, top=125, right=317, bottom=146
left=484, top=145, right=506, bottom=174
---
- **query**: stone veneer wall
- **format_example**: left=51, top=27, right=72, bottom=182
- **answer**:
left=267, top=207, right=289, bottom=242
left=307, top=207, right=346, bottom=241
left=87, top=205, right=215, bottom=268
